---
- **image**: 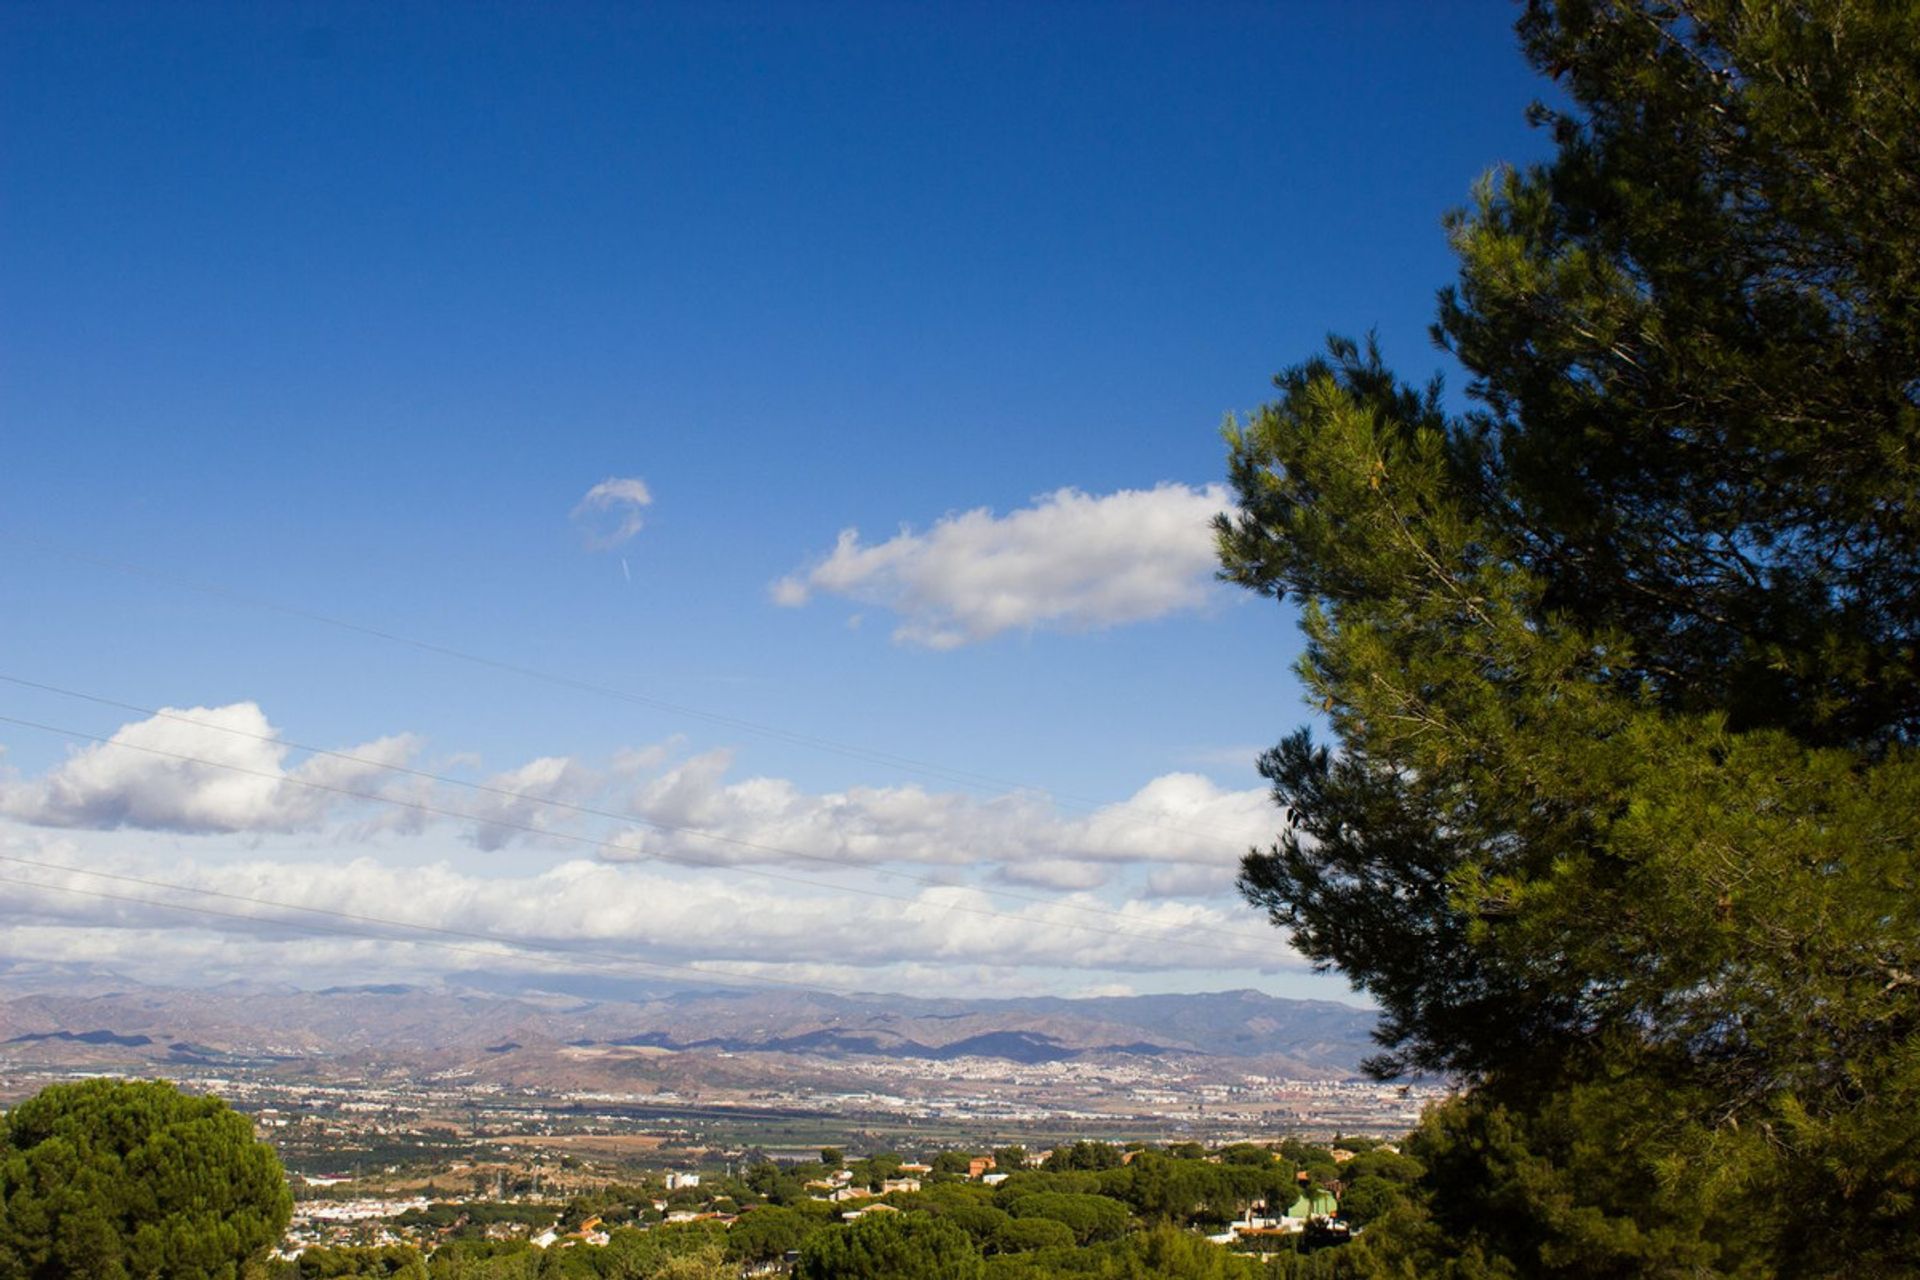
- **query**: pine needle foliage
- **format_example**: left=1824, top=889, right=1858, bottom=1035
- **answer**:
left=0, top=1078, right=293, bottom=1280
left=1217, top=2, right=1919, bottom=1273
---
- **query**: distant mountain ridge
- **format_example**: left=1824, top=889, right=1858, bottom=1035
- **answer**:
left=5, top=1028, right=154, bottom=1048
left=0, top=969, right=1380, bottom=1079
left=585, top=1026, right=1173, bottom=1064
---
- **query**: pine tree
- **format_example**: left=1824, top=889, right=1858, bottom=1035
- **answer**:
left=1217, top=2, right=1919, bottom=1273
left=0, top=1077, right=293, bottom=1280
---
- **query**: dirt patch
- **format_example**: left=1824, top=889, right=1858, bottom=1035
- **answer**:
left=493, top=1133, right=669, bottom=1156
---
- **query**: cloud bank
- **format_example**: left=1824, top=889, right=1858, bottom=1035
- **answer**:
left=610, top=750, right=1272, bottom=894
left=0, top=843, right=1299, bottom=992
left=0, top=705, right=1272, bottom=894
left=0, top=702, right=1290, bottom=990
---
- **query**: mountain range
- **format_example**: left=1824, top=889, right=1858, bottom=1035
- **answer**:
left=0, top=963, right=1381, bottom=1083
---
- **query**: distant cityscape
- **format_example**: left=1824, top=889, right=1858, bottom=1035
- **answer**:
left=1, top=977, right=1443, bottom=1257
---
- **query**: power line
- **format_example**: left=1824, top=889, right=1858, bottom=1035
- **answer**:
left=0, top=712, right=1290, bottom=969
left=0, top=533, right=1264, bottom=844
left=0, top=672, right=1282, bottom=946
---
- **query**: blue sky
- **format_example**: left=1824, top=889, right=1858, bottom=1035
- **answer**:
left=1, top=2, right=1549, bottom=1002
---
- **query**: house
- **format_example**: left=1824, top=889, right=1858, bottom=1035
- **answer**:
left=842, top=1203, right=901, bottom=1221
left=880, top=1177, right=922, bottom=1194
left=1283, top=1188, right=1339, bottom=1223
left=967, top=1156, right=996, bottom=1179
left=666, top=1171, right=701, bottom=1191
left=1228, top=1206, right=1299, bottom=1240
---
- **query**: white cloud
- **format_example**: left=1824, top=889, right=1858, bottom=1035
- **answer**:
left=1056, top=772, right=1276, bottom=864
left=0, top=843, right=1303, bottom=986
left=772, top=483, right=1233, bottom=647
left=0, top=703, right=421, bottom=835
left=0, top=705, right=1275, bottom=911
left=571, top=475, right=653, bottom=549
left=466, top=755, right=604, bottom=851
left=608, top=754, right=1275, bottom=890
left=996, top=858, right=1115, bottom=891
left=1144, top=863, right=1243, bottom=900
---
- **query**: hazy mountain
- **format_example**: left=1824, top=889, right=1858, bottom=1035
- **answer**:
left=0, top=973, right=1380, bottom=1080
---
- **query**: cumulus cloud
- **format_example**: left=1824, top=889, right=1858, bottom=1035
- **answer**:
left=0, top=841, right=1301, bottom=988
left=571, top=476, right=653, bottom=549
left=466, top=755, right=605, bottom=851
left=1144, top=863, right=1243, bottom=900
left=1054, top=772, right=1276, bottom=864
left=0, top=702, right=1275, bottom=912
left=607, top=752, right=1275, bottom=893
left=772, top=483, right=1233, bottom=647
left=996, top=858, right=1116, bottom=891
left=0, top=703, right=421, bottom=835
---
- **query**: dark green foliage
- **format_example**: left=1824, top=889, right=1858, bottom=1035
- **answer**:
left=1043, top=1142, right=1126, bottom=1172
left=990, top=1169, right=1105, bottom=1208
left=796, top=1212, right=984, bottom=1280
left=459, top=1224, right=728, bottom=1280
left=980, top=1226, right=1275, bottom=1280
left=742, top=1159, right=810, bottom=1206
left=1329, top=1177, right=1402, bottom=1230
left=1438, top=1, right=1920, bottom=755
left=936, top=1202, right=1014, bottom=1251
left=1112, top=1153, right=1294, bottom=1227
left=847, top=1152, right=903, bottom=1191
left=992, top=1216, right=1074, bottom=1255
left=417, top=1240, right=539, bottom=1280
left=1336, top=1148, right=1419, bottom=1187
left=1105, top=1227, right=1269, bottom=1279
left=0, top=1077, right=293, bottom=1280
left=394, top=1201, right=556, bottom=1235
left=376, top=1143, right=1372, bottom=1280
left=1004, top=1192, right=1131, bottom=1245
left=1217, top=1, right=1920, bottom=1274
left=723, top=1205, right=819, bottom=1262
left=989, top=1155, right=1296, bottom=1233
left=291, top=1246, right=429, bottom=1279
left=560, top=1185, right=652, bottom=1228
left=1213, top=1145, right=1276, bottom=1168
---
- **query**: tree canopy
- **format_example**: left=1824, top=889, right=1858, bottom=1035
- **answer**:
left=1218, top=0, right=1919, bottom=1273
left=0, top=1077, right=293, bottom=1280
left=796, top=1213, right=984, bottom=1280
